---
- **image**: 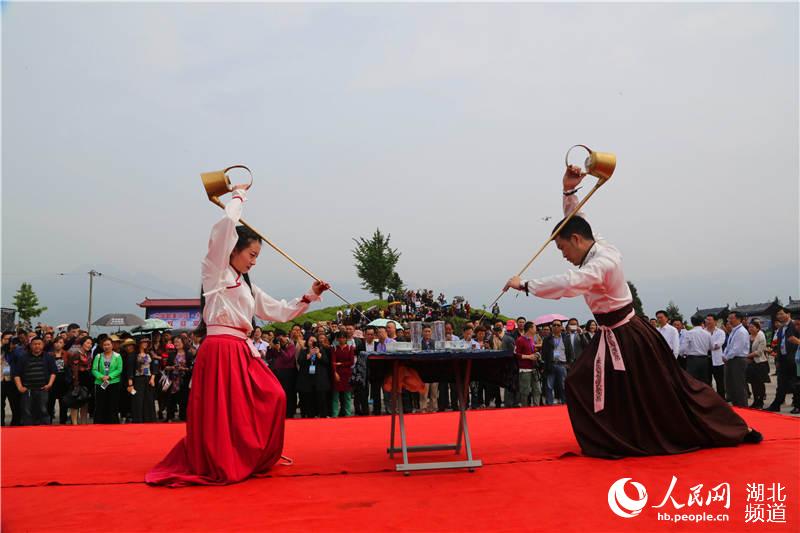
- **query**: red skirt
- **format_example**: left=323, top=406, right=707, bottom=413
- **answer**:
left=145, top=335, right=286, bottom=487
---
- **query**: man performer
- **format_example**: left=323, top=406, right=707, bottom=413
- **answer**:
left=503, top=165, right=761, bottom=458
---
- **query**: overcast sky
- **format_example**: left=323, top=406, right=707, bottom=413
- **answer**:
left=2, top=2, right=798, bottom=327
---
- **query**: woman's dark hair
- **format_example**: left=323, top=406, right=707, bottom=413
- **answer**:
left=196, top=225, right=263, bottom=338
left=76, top=336, right=92, bottom=351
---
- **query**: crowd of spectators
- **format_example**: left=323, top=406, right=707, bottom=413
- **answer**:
left=2, top=299, right=798, bottom=426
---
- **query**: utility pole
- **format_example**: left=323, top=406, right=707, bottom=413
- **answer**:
left=87, top=270, right=101, bottom=335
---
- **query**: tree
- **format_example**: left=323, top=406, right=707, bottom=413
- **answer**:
left=352, top=229, right=401, bottom=300
left=665, top=300, right=684, bottom=323
left=386, top=271, right=404, bottom=298
left=627, top=281, right=644, bottom=317
left=12, top=283, right=47, bottom=327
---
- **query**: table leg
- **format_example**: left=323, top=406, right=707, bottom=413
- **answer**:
left=395, top=373, right=411, bottom=474
left=460, top=359, right=476, bottom=467
left=389, top=361, right=399, bottom=458
left=454, top=360, right=464, bottom=454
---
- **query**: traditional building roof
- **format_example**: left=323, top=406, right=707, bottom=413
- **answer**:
left=692, top=306, right=730, bottom=319
left=731, top=301, right=781, bottom=316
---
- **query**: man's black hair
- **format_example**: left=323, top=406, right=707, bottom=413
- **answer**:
left=656, top=310, right=668, bottom=318
left=690, top=315, right=703, bottom=327
left=552, top=215, right=594, bottom=241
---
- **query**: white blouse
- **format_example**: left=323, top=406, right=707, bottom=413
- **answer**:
left=201, top=189, right=320, bottom=332
left=523, top=191, right=633, bottom=315
left=750, top=330, right=767, bottom=364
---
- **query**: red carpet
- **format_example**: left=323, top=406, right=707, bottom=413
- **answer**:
left=2, top=407, right=798, bottom=532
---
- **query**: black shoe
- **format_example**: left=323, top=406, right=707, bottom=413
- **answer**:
left=743, top=429, right=763, bottom=444
left=791, top=408, right=800, bottom=414
left=750, top=401, right=764, bottom=409
left=763, top=405, right=780, bottom=412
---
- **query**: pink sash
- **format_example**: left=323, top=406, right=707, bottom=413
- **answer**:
left=593, top=310, right=634, bottom=413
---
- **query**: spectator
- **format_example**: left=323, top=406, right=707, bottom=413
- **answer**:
left=723, top=311, right=750, bottom=407
left=705, top=314, right=727, bottom=398
left=418, top=325, right=438, bottom=412
left=66, top=336, right=93, bottom=425
left=565, top=318, right=588, bottom=361
left=296, top=336, right=331, bottom=418
left=165, top=337, right=194, bottom=422
left=331, top=331, right=355, bottom=417
left=765, top=308, right=799, bottom=413
left=13, top=337, right=57, bottom=426
left=128, top=338, right=157, bottom=423
left=48, top=337, right=70, bottom=424
left=682, top=315, right=713, bottom=384
left=2, top=331, right=20, bottom=426
left=515, top=317, right=526, bottom=339
left=251, top=328, right=268, bottom=359
left=63, top=323, right=81, bottom=351
left=582, top=320, right=598, bottom=344
left=515, top=322, right=542, bottom=407
left=267, top=329, right=298, bottom=418
left=386, top=321, right=398, bottom=340
left=649, top=317, right=658, bottom=329
left=542, top=320, right=573, bottom=405
left=656, top=310, right=681, bottom=361
left=746, top=320, right=769, bottom=409
left=118, top=338, right=136, bottom=422
left=346, top=324, right=368, bottom=416
left=92, top=338, right=123, bottom=424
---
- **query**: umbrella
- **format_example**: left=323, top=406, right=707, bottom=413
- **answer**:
left=131, top=318, right=172, bottom=333
left=92, top=313, right=145, bottom=327
left=533, top=313, right=569, bottom=326
left=367, top=318, right=405, bottom=330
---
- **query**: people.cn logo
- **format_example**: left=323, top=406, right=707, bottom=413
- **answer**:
left=608, top=478, right=649, bottom=518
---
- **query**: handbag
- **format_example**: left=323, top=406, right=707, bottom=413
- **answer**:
left=63, top=385, right=90, bottom=408
left=159, top=374, right=172, bottom=392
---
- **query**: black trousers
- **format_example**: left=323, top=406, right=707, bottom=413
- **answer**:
left=710, top=362, right=726, bottom=398
left=353, top=383, right=369, bottom=416
left=769, top=363, right=798, bottom=409
left=369, top=379, right=383, bottom=415
left=437, top=382, right=460, bottom=411
left=686, top=356, right=711, bottom=385
left=48, top=373, right=69, bottom=424
left=484, top=384, right=502, bottom=407
left=1, top=380, right=20, bottom=426
left=94, top=383, right=120, bottom=424
left=131, top=376, right=156, bottom=423
left=21, top=388, right=50, bottom=425
left=299, top=389, right=329, bottom=418
left=274, top=368, right=297, bottom=418
left=167, top=384, right=189, bottom=421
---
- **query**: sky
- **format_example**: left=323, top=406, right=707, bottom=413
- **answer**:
left=2, top=2, right=798, bottom=327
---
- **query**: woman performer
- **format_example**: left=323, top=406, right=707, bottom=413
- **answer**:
left=146, top=182, right=329, bottom=486
left=504, top=165, right=762, bottom=458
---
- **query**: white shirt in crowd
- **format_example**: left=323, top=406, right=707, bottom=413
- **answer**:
left=707, top=327, right=726, bottom=367
left=681, top=326, right=712, bottom=356
left=657, top=323, right=681, bottom=357
left=523, top=192, right=633, bottom=314
left=201, top=188, right=320, bottom=332
left=723, top=324, right=750, bottom=360
left=253, top=339, right=269, bottom=357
